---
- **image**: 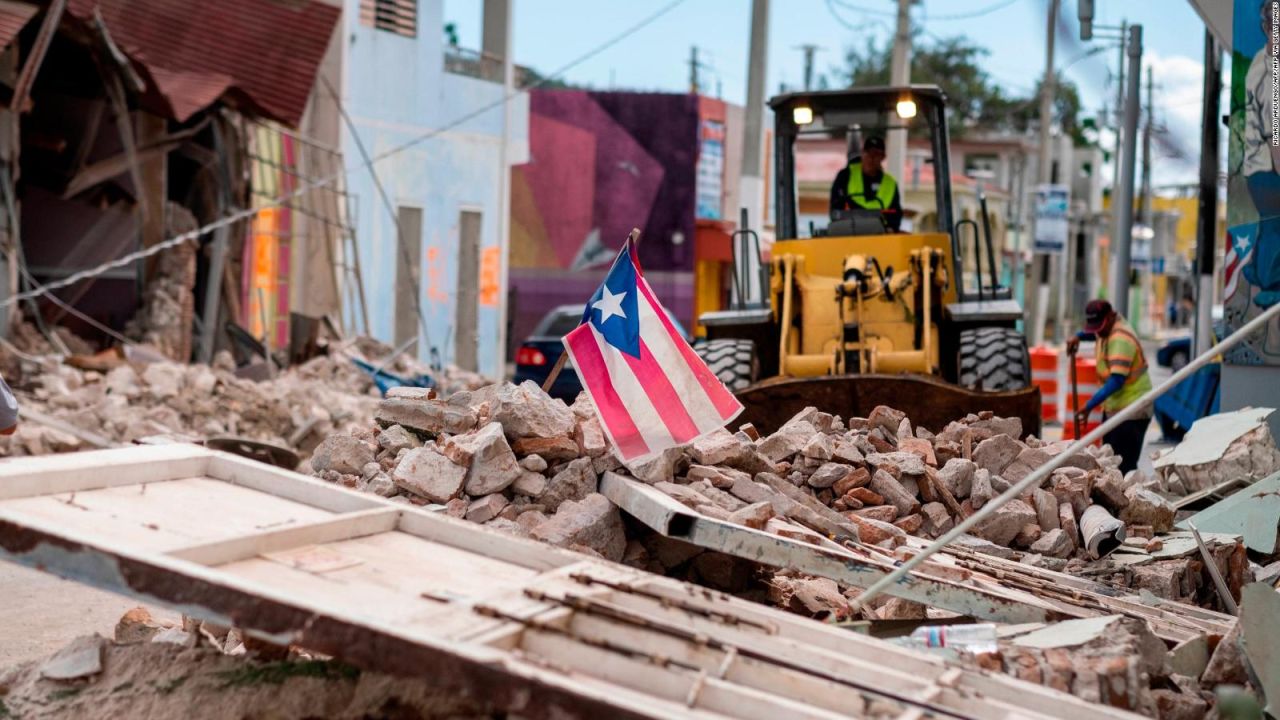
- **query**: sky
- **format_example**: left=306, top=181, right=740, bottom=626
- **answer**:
left=443, top=0, right=1222, bottom=185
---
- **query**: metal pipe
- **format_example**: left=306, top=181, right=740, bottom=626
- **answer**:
left=922, top=251, right=932, bottom=373
left=852, top=297, right=1280, bottom=610
left=778, top=257, right=794, bottom=376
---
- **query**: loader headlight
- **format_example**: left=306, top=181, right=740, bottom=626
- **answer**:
left=895, top=97, right=917, bottom=119
left=792, top=104, right=814, bottom=125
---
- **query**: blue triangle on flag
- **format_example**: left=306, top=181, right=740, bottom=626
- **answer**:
left=581, top=242, right=641, bottom=358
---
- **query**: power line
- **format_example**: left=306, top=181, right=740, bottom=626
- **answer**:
left=2, top=0, right=691, bottom=312
left=924, top=0, right=1020, bottom=21
left=827, top=0, right=898, bottom=18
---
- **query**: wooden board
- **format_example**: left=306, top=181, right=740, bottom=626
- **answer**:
left=0, top=446, right=1143, bottom=720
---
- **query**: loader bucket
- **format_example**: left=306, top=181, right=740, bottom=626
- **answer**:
left=735, top=374, right=1042, bottom=438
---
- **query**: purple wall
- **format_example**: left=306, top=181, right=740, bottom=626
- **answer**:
left=510, top=90, right=701, bottom=350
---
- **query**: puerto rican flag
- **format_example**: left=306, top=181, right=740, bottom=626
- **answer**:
left=562, top=237, right=743, bottom=463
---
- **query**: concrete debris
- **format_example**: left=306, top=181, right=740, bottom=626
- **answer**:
left=40, top=635, right=106, bottom=681
left=392, top=446, right=466, bottom=503
left=772, top=575, right=851, bottom=620
left=997, top=617, right=1167, bottom=713
left=296, top=387, right=1269, bottom=715
left=114, top=607, right=174, bottom=645
left=1152, top=408, right=1280, bottom=493
left=444, top=422, right=522, bottom=496
left=0, top=334, right=488, bottom=466
left=529, top=493, right=626, bottom=561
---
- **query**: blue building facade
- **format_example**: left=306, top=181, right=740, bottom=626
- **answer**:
left=338, top=0, right=527, bottom=378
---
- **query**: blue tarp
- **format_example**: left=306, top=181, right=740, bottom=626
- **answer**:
left=351, top=358, right=435, bottom=396
left=1154, top=363, right=1220, bottom=433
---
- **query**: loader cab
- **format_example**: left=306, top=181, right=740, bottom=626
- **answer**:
left=694, top=85, right=1038, bottom=438
left=771, top=86, right=1010, bottom=304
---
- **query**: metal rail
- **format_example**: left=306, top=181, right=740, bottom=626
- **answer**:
left=853, top=301, right=1280, bottom=610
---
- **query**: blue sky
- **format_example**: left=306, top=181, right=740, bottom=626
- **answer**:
left=443, top=0, right=1219, bottom=183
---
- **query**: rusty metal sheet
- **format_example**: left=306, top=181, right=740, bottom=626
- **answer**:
left=0, top=446, right=1143, bottom=720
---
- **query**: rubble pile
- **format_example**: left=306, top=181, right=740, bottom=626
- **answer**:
left=1149, top=407, right=1280, bottom=495
left=305, top=381, right=1193, bottom=569
left=0, top=337, right=487, bottom=462
left=306, top=381, right=1275, bottom=715
left=0, top=623, right=493, bottom=719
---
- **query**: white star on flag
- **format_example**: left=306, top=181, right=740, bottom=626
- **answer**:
left=592, top=285, right=627, bottom=323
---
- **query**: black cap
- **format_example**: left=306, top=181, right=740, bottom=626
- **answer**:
left=863, top=136, right=886, bottom=152
left=1083, top=299, right=1114, bottom=333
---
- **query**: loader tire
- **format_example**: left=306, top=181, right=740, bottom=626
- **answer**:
left=957, top=327, right=1031, bottom=392
left=693, top=338, right=758, bottom=391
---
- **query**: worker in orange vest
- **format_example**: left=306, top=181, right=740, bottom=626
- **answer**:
left=1066, top=300, right=1152, bottom=474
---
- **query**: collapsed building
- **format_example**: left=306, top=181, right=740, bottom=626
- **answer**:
left=0, top=0, right=350, bottom=369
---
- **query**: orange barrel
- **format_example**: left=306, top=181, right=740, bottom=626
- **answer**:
left=1062, top=355, right=1103, bottom=442
left=1029, top=346, right=1060, bottom=423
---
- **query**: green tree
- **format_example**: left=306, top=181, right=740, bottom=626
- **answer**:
left=830, top=33, right=1083, bottom=143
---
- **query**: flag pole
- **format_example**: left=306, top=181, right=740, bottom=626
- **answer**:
left=543, top=228, right=642, bottom=394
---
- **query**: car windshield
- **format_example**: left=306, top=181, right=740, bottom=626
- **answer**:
left=543, top=312, right=582, bottom=337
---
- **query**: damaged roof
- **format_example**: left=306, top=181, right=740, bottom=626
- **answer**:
left=65, top=0, right=339, bottom=126
left=0, top=0, right=36, bottom=53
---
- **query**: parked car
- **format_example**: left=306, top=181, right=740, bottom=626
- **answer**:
left=513, top=305, right=585, bottom=401
left=1155, top=319, right=1226, bottom=372
left=514, top=304, right=720, bottom=402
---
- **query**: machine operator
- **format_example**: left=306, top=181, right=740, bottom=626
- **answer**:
left=829, top=135, right=902, bottom=232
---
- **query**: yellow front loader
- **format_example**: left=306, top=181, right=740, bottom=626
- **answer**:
left=693, top=86, right=1041, bottom=435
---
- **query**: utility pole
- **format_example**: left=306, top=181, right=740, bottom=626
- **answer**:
left=1110, top=24, right=1143, bottom=317
left=887, top=0, right=911, bottom=184
left=1136, top=65, right=1155, bottom=333
left=738, top=0, right=769, bottom=305
left=1111, top=19, right=1127, bottom=223
left=795, top=43, right=820, bottom=90
left=1140, top=66, right=1153, bottom=226
left=689, top=46, right=700, bottom=94
left=1194, top=29, right=1221, bottom=356
left=484, top=0, right=514, bottom=375
left=1028, top=0, right=1058, bottom=347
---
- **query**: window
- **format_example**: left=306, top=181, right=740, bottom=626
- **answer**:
left=360, top=0, right=416, bottom=38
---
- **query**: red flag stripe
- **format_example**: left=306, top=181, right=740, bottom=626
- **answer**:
left=623, top=339, right=702, bottom=445
left=633, top=276, right=742, bottom=420
left=564, top=325, right=650, bottom=459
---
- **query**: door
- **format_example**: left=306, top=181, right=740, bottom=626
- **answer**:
left=395, top=206, right=422, bottom=355
left=455, top=210, right=481, bottom=371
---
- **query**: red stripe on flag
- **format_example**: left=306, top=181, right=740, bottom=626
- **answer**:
left=623, top=339, right=701, bottom=444
left=634, top=278, right=741, bottom=420
left=565, top=326, right=650, bottom=459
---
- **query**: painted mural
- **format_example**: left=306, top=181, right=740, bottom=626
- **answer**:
left=1224, top=0, right=1280, bottom=364
left=509, top=90, right=702, bottom=347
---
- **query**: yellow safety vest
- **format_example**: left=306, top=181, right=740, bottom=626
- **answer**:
left=1096, top=318, right=1152, bottom=414
left=846, top=162, right=897, bottom=210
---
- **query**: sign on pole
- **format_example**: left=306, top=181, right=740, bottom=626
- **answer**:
left=1032, top=184, right=1070, bottom=255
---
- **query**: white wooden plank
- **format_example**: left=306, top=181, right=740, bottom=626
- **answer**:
left=167, top=508, right=402, bottom=565
left=0, top=444, right=212, bottom=500
left=0, top=477, right=336, bottom=552
left=520, top=629, right=847, bottom=720
left=565, top=612, right=871, bottom=717
left=207, top=453, right=384, bottom=513
left=396, top=506, right=581, bottom=571
left=585, top=580, right=1135, bottom=720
